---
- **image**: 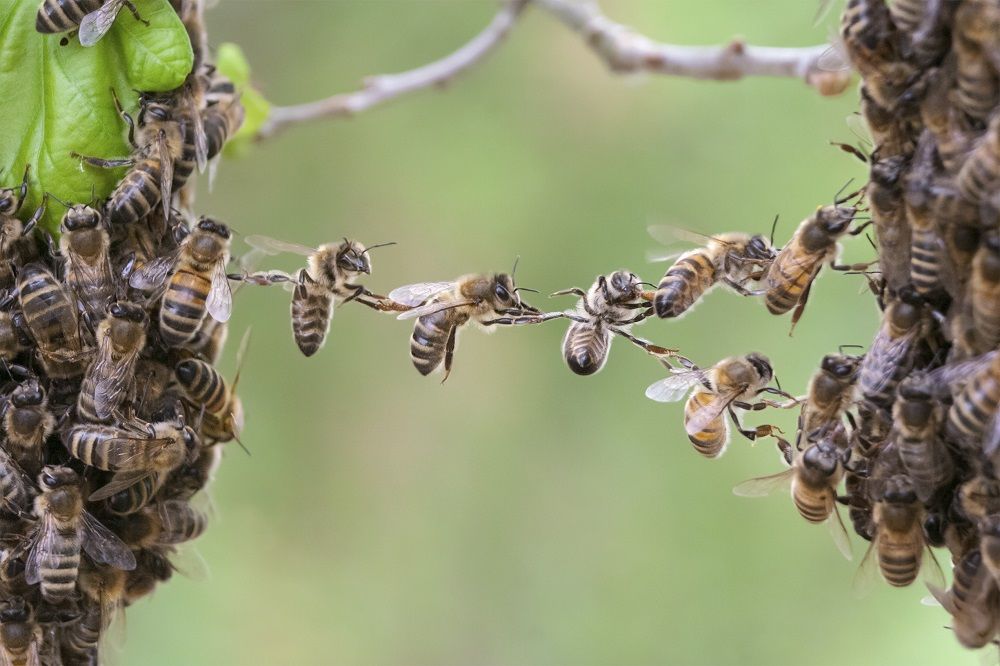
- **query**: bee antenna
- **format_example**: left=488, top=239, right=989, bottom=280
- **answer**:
left=833, top=178, right=858, bottom=205
left=45, top=192, right=72, bottom=209
left=773, top=374, right=784, bottom=393
left=637, top=281, right=657, bottom=289
left=233, top=435, right=251, bottom=456
left=838, top=344, right=864, bottom=354
left=361, top=241, right=396, bottom=255
left=511, top=255, right=520, bottom=278
left=769, top=214, right=779, bottom=247
left=514, top=287, right=539, bottom=294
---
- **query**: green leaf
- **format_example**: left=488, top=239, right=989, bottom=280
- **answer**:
left=215, top=42, right=270, bottom=157
left=0, top=0, right=194, bottom=235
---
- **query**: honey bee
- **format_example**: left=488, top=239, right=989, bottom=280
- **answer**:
left=859, top=86, right=916, bottom=156
left=970, top=234, right=1000, bottom=353
left=25, top=466, right=135, bottom=603
left=928, top=549, right=1000, bottom=649
left=734, top=436, right=853, bottom=560
left=904, top=134, right=947, bottom=298
left=840, top=0, right=920, bottom=111
left=920, top=66, right=975, bottom=174
left=123, top=548, right=173, bottom=606
left=960, top=464, right=1000, bottom=523
left=857, top=287, right=928, bottom=406
left=129, top=217, right=232, bottom=347
left=551, top=270, right=674, bottom=376
left=202, top=70, right=245, bottom=162
left=893, top=376, right=953, bottom=503
left=73, top=91, right=189, bottom=226
left=36, top=0, right=148, bottom=45
left=56, top=199, right=116, bottom=325
left=119, top=500, right=207, bottom=549
left=162, top=443, right=220, bottom=502
left=0, top=165, right=44, bottom=291
left=889, top=0, right=952, bottom=65
left=647, top=227, right=776, bottom=319
left=241, top=235, right=393, bottom=357
left=953, top=0, right=1000, bottom=122
left=185, top=316, right=227, bottom=364
left=856, top=474, right=942, bottom=588
left=390, top=271, right=541, bottom=381
left=958, top=111, right=1000, bottom=205
left=63, top=565, right=126, bottom=660
left=77, top=302, right=147, bottom=423
left=174, top=328, right=249, bottom=446
left=762, top=199, right=859, bottom=330
left=16, top=263, right=87, bottom=380
left=867, top=153, right=911, bottom=291
left=645, top=353, right=794, bottom=459
left=1, top=379, right=54, bottom=477
left=800, top=351, right=862, bottom=438
left=0, top=596, right=41, bottom=666
left=104, top=472, right=164, bottom=516
left=926, top=351, right=1000, bottom=451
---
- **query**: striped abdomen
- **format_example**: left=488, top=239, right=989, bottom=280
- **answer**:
left=107, top=160, right=162, bottom=226
left=791, top=482, right=833, bottom=524
left=60, top=602, right=100, bottom=663
left=39, top=523, right=82, bottom=602
left=0, top=463, right=33, bottom=515
left=107, top=473, right=163, bottom=515
left=959, top=134, right=1000, bottom=204
left=17, top=265, right=83, bottom=378
left=971, top=255, right=1000, bottom=350
left=876, top=527, right=922, bottom=587
left=159, top=268, right=210, bottom=346
left=171, top=115, right=200, bottom=189
left=291, top=278, right=332, bottom=357
left=684, top=389, right=727, bottom=458
left=898, top=436, right=953, bottom=502
left=35, top=0, right=103, bottom=32
left=909, top=224, right=942, bottom=296
left=562, top=321, right=610, bottom=376
left=954, top=48, right=999, bottom=122
left=948, top=365, right=1000, bottom=442
left=204, top=103, right=244, bottom=160
left=887, top=0, right=922, bottom=33
left=175, top=359, right=227, bottom=414
left=155, top=502, right=207, bottom=544
left=764, top=244, right=823, bottom=315
left=410, top=306, right=459, bottom=376
left=0, top=312, right=24, bottom=361
left=653, top=249, right=717, bottom=318
left=65, top=425, right=153, bottom=471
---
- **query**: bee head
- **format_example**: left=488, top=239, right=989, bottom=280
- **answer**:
left=108, top=301, right=148, bottom=325
left=62, top=205, right=101, bottom=232
left=38, top=466, right=77, bottom=491
left=801, top=439, right=841, bottom=476
left=606, top=270, right=639, bottom=299
left=336, top=240, right=371, bottom=276
left=138, top=95, right=173, bottom=126
left=819, top=205, right=856, bottom=236
left=0, top=597, right=29, bottom=624
left=820, top=353, right=860, bottom=380
left=745, top=234, right=774, bottom=261
left=195, top=217, right=230, bottom=240
left=10, top=379, right=44, bottom=408
left=882, top=474, right=917, bottom=504
left=744, top=352, right=773, bottom=384
left=491, top=274, right=517, bottom=307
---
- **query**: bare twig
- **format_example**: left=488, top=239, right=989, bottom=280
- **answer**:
left=256, top=0, right=847, bottom=139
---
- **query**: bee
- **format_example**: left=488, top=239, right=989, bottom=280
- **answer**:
left=929, top=351, right=1000, bottom=451
left=202, top=70, right=245, bottom=162
left=185, top=316, right=227, bottom=364
left=77, top=302, right=147, bottom=423
left=551, top=270, right=674, bottom=376
left=970, top=234, right=1000, bottom=353
left=928, top=549, right=1000, bottom=649
left=867, top=153, right=911, bottom=291
left=57, top=199, right=116, bottom=325
left=840, top=0, right=919, bottom=110
left=389, top=271, right=541, bottom=381
left=174, top=327, right=249, bottom=447
left=647, top=227, right=776, bottom=319
left=0, top=596, right=41, bottom=666
left=856, top=474, right=941, bottom=588
left=0, top=165, right=44, bottom=291
left=920, top=66, right=975, bottom=174
left=734, top=435, right=853, bottom=560
left=903, top=134, right=946, bottom=298
left=953, top=0, right=1000, bottom=122
left=124, top=548, right=173, bottom=606
left=859, top=86, right=916, bottom=156
left=889, top=0, right=952, bottom=66
left=16, top=263, right=87, bottom=380
left=857, top=287, right=928, bottom=406
left=960, top=465, right=1000, bottom=523
left=73, top=91, right=185, bottom=227
left=800, top=351, right=862, bottom=438
left=645, top=353, right=794, bottom=459
left=162, top=443, right=220, bottom=502
left=129, top=217, right=232, bottom=347
left=1, top=379, right=54, bottom=477
left=25, top=466, right=135, bottom=603
left=119, top=500, right=207, bottom=549
left=241, top=235, right=392, bottom=357
left=36, top=0, right=148, bottom=45
left=62, top=565, right=126, bottom=661
left=892, top=377, right=953, bottom=503
left=958, top=110, right=1000, bottom=205
left=762, top=199, right=859, bottom=330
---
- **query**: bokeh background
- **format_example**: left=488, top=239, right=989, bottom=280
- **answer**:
left=121, top=1, right=978, bottom=664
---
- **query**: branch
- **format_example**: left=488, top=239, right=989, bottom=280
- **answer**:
left=256, top=0, right=846, bottom=139
left=535, top=0, right=849, bottom=95
left=257, top=0, right=529, bottom=139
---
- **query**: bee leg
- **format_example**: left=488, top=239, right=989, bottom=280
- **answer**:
left=788, top=279, right=814, bottom=336
left=441, top=327, right=458, bottom=384
left=21, top=193, right=46, bottom=238
left=110, top=89, right=138, bottom=148
left=615, top=308, right=654, bottom=324
left=69, top=154, right=135, bottom=170
left=13, top=164, right=29, bottom=214
left=550, top=287, right=587, bottom=298
left=721, top=277, right=757, bottom=297
left=756, top=386, right=801, bottom=405
left=727, top=407, right=771, bottom=442
left=608, top=326, right=677, bottom=357
left=123, top=0, right=151, bottom=26
left=482, top=311, right=570, bottom=326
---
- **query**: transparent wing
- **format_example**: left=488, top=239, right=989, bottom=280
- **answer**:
left=23, top=515, right=56, bottom=586
left=80, top=510, right=136, bottom=570
left=860, top=330, right=917, bottom=395
left=686, top=389, right=742, bottom=438
left=89, top=471, right=155, bottom=502
left=92, top=344, right=137, bottom=422
left=24, top=641, right=41, bottom=666
left=852, top=539, right=879, bottom=598
left=732, top=468, right=793, bottom=497
left=168, top=545, right=210, bottom=582
left=244, top=234, right=316, bottom=257
left=155, top=132, right=173, bottom=224
left=396, top=298, right=474, bottom=321
left=846, top=112, right=874, bottom=149
left=67, top=253, right=112, bottom=303
left=767, top=245, right=823, bottom=291
left=387, top=281, right=456, bottom=307
left=921, top=546, right=946, bottom=590
left=206, top=259, right=233, bottom=322
left=817, top=39, right=849, bottom=72
left=828, top=505, right=853, bottom=561
left=644, top=370, right=705, bottom=403
left=190, top=95, right=208, bottom=173
left=78, top=0, right=125, bottom=46
left=922, top=351, right=1000, bottom=394
left=128, top=253, right=177, bottom=290
left=925, top=581, right=957, bottom=614
left=645, top=249, right=687, bottom=264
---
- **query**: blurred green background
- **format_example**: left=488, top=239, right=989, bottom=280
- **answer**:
left=120, top=1, right=978, bottom=664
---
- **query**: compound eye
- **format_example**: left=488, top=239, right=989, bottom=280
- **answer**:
left=109, top=303, right=125, bottom=318
left=41, top=472, right=57, bottom=488
left=494, top=284, right=510, bottom=301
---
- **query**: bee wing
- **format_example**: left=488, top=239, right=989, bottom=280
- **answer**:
left=244, top=234, right=316, bottom=257
left=156, top=132, right=174, bottom=224
left=732, top=468, right=793, bottom=497
left=861, top=330, right=917, bottom=395
left=80, top=510, right=136, bottom=571
left=78, top=0, right=125, bottom=46
left=93, top=353, right=137, bottom=422
left=685, top=389, right=742, bottom=438
left=846, top=112, right=874, bottom=150
left=396, top=298, right=475, bottom=321
left=23, top=515, right=56, bottom=586
left=924, top=581, right=957, bottom=615
left=852, top=538, right=879, bottom=598
left=828, top=504, right=853, bottom=561
left=644, top=370, right=705, bottom=403
left=190, top=96, right=208, bottom=173
left=128, top=253, right=178, bottom=291
left=88, top=470, right=155, bottom=502
left=206, top=259, right=234, bottom=322
left=921, top=350, right=1000, bottom=394
left=24, top=641, right=42, bottom=666
left=387, top=281, right=456, bottom=308
left=167, top=544, right=211, bottom=581
left=920, top=546, right=946, bottom=591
